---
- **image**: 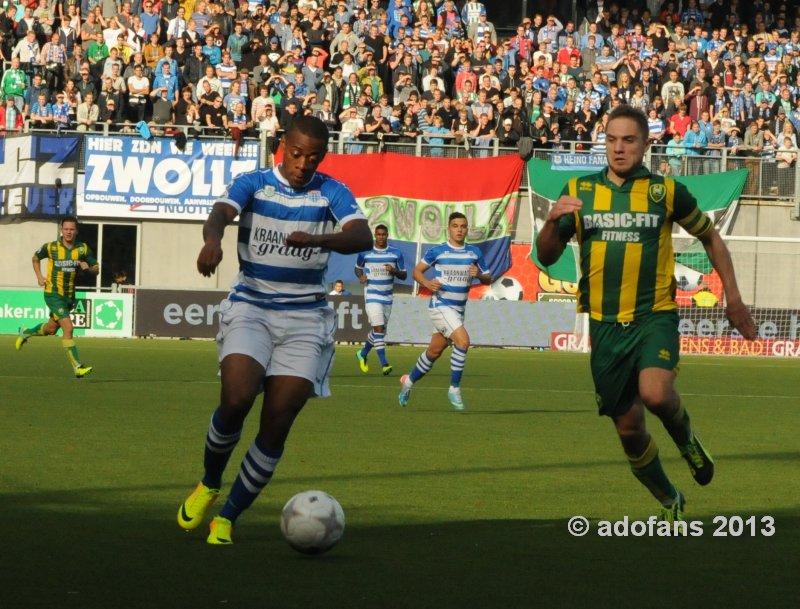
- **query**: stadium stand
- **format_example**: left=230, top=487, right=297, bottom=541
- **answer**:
left=0, top=0, right=799, bottom=198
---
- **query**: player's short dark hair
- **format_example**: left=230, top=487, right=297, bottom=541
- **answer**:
left=448, top=212, right=467, bottom=224
left=375, top=224, right=388, bottom=233
left=61, top=215, right=78, bottom=227
left=286, top=115, right=329, bottom=144
left=607, top=106, right=649, bottom=141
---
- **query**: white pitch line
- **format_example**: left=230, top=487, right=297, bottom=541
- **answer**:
left=0, top=375, right=796, bottom=401
left=333, top=383, right=799, bottom=400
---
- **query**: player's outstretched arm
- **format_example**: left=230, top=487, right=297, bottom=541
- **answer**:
left=286, top=218, right=373, bottom=254
left=197, top=202, right=238, bottom=277
left=699, top=228, right=757, bottom=339
left=536, top=195, right=582, bottom=266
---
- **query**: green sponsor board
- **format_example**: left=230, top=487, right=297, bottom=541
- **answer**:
left=74, top=292, right=133, bottom=337
left=0, top=289, right=52, bottom=333
left=0, top=289, right=132, bottom=337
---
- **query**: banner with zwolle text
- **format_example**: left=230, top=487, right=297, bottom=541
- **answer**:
left=318, top=152, right=525, bottom=291
left=78, top=135, right=259, bottom=220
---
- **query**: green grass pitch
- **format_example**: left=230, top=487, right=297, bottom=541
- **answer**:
left=2, top=338, right=798, bottom=609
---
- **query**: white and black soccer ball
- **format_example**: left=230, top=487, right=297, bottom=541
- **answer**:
left=280, top=490, right=345, bottom=555
left=482, top=276, right=524, bottom=301
left=674, top=262, right=704, bottom=292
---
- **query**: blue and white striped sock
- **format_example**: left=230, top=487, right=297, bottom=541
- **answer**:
left=374, top=331, right=388, bottom=366
left=219, top=437, right=284, bottom=523
left=409, top=352, right=434, bottom=383
left=361, top=330, right=375, bottom=358
left=202, top=408, right=243, bottom=490
left=450, top=346, right=468, bottom=387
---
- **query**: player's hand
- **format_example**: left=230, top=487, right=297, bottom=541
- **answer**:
left=547, top=195, right=582, bottom=222
left=384, top=263, right=394, bottom=274
left=469, top=264, right=479, bottom=277
left=285, top=231, right=317, bottom=248
left=197, top=241, right=223, bottom=277
left=37, top=276, right=46, bottom=287
left=358, top=274, right=368, bottom=284
left=726, top=299, right=757, bottom=340
left=428, top=278, right=442, bottom=292
left=79, top=260, right=90, bottom=270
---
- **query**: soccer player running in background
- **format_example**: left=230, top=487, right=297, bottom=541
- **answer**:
left=354, top=224, right=407, bottom=376
left=16, top=216, right=98, bottom=378
left=536, top=106, right=756, bottom=521
left=178, top=116, right=372, bottom=545
left=398, top=212, right=492, bottom=410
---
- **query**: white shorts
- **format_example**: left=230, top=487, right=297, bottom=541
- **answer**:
left=216, top=299, right=337, bottom=398
left=428, top=305, right=464, bottom=339
left=365, top=302, right=392, bottom=328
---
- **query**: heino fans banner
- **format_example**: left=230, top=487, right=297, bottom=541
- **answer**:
left=0, top=134, right=80, bottom=222
left=526, top=158, right=748, bottom=286
left=317, top=152, right=525, bottom=287
left=79, top=135, right=259, bottom=220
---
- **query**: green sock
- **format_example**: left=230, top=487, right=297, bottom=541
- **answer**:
left=628, top=439, right=679, bottom=507
left=24, top=323, right=47, bottom=338
left=663, top=401, right=693, bottom=448
left=62, top=339, right=81, bottom=370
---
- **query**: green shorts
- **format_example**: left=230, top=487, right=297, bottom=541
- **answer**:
left=44, top=293, right=76, bottom=321
left=589, top=311, right=680, bottom=418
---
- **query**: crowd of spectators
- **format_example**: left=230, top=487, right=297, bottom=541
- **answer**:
left=0, top=0, right=798, bottom=170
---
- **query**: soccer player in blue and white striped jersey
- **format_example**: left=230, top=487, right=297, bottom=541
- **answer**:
left=398, top=212, right=492, bottom=410
left=178, top=116, right=373, bottom=545
left=354, top=224, right=407, bottom=376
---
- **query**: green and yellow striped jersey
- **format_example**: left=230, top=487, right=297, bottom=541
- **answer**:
left=556, top=167, right=712, bottom=323
left=35, top=240, right=98, bottom=299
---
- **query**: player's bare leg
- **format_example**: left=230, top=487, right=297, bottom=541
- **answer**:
left=17, top=316, right=59, bottom=350
left=208, top=375, right=313, bottom=543
left=614, top=399, right=684, bottom=519
left=179, top=354, right=263, bottom=534
left=399, top=333, right=449, bottom=407
left=217, top=354, right=265, bottom=427
left=55, top=316, right=92, bottom=377
left=256, top=375, right=313, bottom=447
left=640, top=367, right=714, bottom=485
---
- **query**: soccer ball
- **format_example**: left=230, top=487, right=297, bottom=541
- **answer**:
left=280, top=490, right=345, bottom=555
left=482, top=276, right=524, bottom=301
left=674, top=262, right=704, bottom=292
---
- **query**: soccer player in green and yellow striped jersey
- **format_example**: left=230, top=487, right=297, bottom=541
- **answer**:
left=537, top=106, right=756, bottom=522
left=16, top=216, right=99, bottom=378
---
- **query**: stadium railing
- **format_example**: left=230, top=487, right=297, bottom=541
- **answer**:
left=13, top=119, right=800, bottom=203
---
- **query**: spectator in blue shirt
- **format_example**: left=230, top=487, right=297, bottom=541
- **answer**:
left=152, top=62, right=179, bottom=102
left=203, top=35, right=222, bottom=66
left=140, top=1, right=161, bottom=38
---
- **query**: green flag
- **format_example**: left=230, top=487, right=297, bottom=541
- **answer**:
left=527, top=158, right=748, bottom=282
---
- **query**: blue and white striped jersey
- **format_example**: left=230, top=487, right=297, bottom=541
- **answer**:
left=355, top=245, right=406, bottom=306
left=422, top=242, right=487, bottom=314
left=219, top=167, right=365, bottom=309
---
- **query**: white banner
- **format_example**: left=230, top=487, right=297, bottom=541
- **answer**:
left=77, top=135, right=259, bottom=220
